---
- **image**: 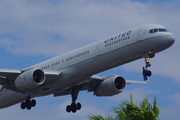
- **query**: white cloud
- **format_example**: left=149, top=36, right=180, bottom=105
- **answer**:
left=0, top=94, right=110, bottom=120
left=109, top=87, right=157, bottom=105
left=159, top=92, right=180, bottom=120
left=0, top=0, right=179, bottom=56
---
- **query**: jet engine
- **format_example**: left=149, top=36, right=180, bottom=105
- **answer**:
left=94, top=75, right=126, bottom=96
left=14, top=68, right=45, bottom=90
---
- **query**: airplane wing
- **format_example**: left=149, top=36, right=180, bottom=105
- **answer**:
left=0, top=69, right=21, bottom=82
left=0, top=68, right=60, bottom=92
left=0, top=68, right=148, bottom=96
left=53, top=75, right=104, bottom=97
left=53, top=74, right=148, bottom=97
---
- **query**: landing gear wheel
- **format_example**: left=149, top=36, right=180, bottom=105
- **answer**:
left=66, top=105, right=71, bottom=113
left=76, top=103, right=81, bottom=110
left=142, top=53, right=154, bottom=78
left=27, top=105, right=31, bottom=110
left=26, top=99, right=31, bottom=110
left=20, top=99, right=36, bottom=110
left=66, top=102, right=81, bottom=113
left=71, top=103, right=77, bottom=113
left=21, top=102, right=26, bottom=109
left=143, top=70, right=152, bottom=77
left=31, top=99, right=36, bottom=107
left=147, top=70, right=152, bottom=77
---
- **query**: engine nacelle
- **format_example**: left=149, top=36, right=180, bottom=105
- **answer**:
left=14, top=68, right=46, bottom=90
left=94, top=75, right=126, bottom=96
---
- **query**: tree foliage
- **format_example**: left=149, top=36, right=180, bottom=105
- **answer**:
left=88, top=114, right=114, bottom=120
left=88, top=93, right=160, bottom=120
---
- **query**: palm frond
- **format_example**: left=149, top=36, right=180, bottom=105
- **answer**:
left=88, top=94, right=160, bottom=120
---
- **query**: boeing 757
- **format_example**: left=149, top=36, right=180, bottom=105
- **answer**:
left=0, top=24, right=175, bottom=113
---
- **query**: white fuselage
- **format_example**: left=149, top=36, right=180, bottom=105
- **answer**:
left=0, top=24, right=175, bottom=108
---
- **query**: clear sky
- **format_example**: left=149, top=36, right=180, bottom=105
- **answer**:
left=0, top=0, right=179, bottom=119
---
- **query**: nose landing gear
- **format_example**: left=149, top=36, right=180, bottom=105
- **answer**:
left=142, top=53, right=155, bottom=77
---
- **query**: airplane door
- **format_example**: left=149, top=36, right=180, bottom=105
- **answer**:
left=95, top=44, right=100, bottom=56
left=137, top=27, right=143, bottom=42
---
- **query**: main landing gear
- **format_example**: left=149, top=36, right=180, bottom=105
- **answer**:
left=66, top=86, right=81, bottom=113
left=142, top=53, right=155, bottom=77
left=21, top=98, right=36, bottom=110
left=21, top=92, right=36, bottom=110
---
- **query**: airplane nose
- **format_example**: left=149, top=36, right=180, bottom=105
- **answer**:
left=162, top=34, right=175, bottom=48
left=151, top=34, right=175, bottom=53
left=167, top=34, right=175, bottom=46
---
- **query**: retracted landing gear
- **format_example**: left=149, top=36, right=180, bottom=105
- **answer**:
left=66, top=86, right=81, bottom=113
left=142, top=53, right=155, bottom=77
left=21, top=92, right=36, bottom=110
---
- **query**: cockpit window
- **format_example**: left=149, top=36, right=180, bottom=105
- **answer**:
left=149, top=29, right=153, bottom=33
left=159, top=28, right=167, bottom=32
left=154, top=28, right=158, bottom=33
left=149, top=28, right=169, bottom=33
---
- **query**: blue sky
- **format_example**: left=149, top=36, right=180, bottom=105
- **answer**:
left=0, top=0, right=179, bottom=119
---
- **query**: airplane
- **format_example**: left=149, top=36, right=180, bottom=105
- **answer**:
left=0, top=24, right=175, bottom=113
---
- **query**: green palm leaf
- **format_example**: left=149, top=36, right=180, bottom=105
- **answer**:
left=88, top=93, right=160, bottom=120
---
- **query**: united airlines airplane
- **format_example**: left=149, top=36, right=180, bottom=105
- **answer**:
left=0, top=24, right=175, bottom=113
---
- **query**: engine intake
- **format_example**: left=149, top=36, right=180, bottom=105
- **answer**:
left=94, top=75, right=126, bottom=96
left=15, top=68, right=45, bottom=90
